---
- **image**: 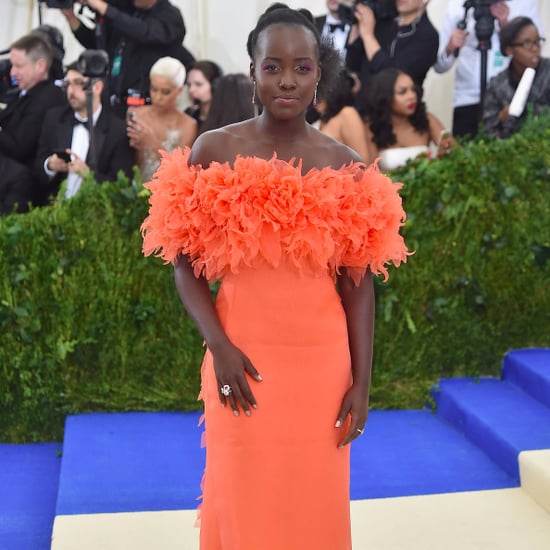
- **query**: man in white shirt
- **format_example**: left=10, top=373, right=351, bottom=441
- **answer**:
left=433, top=0, right=543, bottom=138
left=35, top=60, right=134, bottom=204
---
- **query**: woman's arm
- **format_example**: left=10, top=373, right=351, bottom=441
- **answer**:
left=178, top=115, right=198, bottom=149
left=427, top=112, right=456, bottom=152
left=340, top=107, right=371, bottom=163
left=335, top=270, right=375, bottom=447
left=173, top=255, right=262, bottom=415
left=363, top=123, right=379, bottom=165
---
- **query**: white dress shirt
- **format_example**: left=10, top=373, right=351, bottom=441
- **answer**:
left=433, top=0, right=544, bottom=108
left=322, top=14, right=351, bottom=59
left=44, top=105, right=102, bottom=199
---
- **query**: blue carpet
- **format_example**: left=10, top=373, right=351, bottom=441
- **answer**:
left=55, top=408, right=517, bottom=516
left=351, top=409, right=516, bottom=499
left=434, top=377, right=550, bottom=479
left=55, top=412, right=204, bottom=515
left=0, top=442, right=62, bottom=550
left=503, top=348, right=550, bottom=408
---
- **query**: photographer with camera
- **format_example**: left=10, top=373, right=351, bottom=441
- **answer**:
left=0, top=33, right=65, bottom=214
left=345, top=0, right=439, bottom=92
left=433, top=0, right=543, bottom=139
left=59, top=0, right=194, bottom=118
left=35, top=57, right=134, bottom=202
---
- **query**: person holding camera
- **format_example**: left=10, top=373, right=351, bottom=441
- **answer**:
left=34, top=60, right=134, bottom=202
left=433, top=0, right=543, bottom=139
left=0, top=33, right=65, bottom=214
left=346, top=0, right=439, bottom=92
left=60, top=0, right=194, bottom=118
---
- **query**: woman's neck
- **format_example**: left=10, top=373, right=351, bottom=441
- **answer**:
left=256, top=111, right=309, bottom=143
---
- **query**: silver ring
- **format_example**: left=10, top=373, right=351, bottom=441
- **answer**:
left=356, top=427, right=364, bottom=435
left=220, top=384, right=232, bottom=397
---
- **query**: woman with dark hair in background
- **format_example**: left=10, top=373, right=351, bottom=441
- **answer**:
left=199, top=73, right=256, bottom=134
left=308, top=69, right=371, bottom=163
left=185, top=59, right=224, bottom=131
left=142, top=3, right=409, bottom=548
left=361, top=67, right=453, bottom=171
left=483, top=16, right=550, bottom=139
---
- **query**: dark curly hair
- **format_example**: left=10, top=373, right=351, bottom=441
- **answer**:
left=246, top=3, right=342, bottom=101
left=359, top=68, right=429, bottom=150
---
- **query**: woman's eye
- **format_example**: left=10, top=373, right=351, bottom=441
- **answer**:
left=262, top=64, right=279, bottom=72
left=296, top=65, right=312, bottom=73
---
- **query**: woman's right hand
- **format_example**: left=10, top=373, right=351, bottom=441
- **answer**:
left=211, top=341, right=262, bottom=416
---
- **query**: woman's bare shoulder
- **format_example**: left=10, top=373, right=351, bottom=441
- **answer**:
left=189, top=120, right=256, bottom=166
left=307, top=126, right=364, bottom=168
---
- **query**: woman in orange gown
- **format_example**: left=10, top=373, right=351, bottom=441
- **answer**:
left=141, top=5, right=409, bottom=549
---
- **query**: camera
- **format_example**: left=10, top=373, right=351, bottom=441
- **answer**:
left=465, top=0, right=502, bottom=43
left=0, top=59, right=18, bottom=105
left=77, top=49, right=109, bottom=78
left=337, top=0, right=397, bottom=25
left=126, top=88, right=148, bottom=107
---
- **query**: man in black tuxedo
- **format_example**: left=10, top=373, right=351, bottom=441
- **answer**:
left=60, top=0, right=194, bottom=118
left=314, top=0, right=353, bottom=60
left=35, top=61, right=134, bottom=204
left=0, top=33, right=65, bottom=214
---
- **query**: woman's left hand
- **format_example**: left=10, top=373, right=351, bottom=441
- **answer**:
left=335, top=383, right=369, bottom=448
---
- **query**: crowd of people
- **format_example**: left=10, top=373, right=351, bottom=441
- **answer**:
left=0, top=0, right=547, bottom=213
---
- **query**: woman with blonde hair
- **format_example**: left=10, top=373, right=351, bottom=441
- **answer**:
left=127, top=56, right=197, bottom=181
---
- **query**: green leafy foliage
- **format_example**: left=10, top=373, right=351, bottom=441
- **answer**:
left=370, top=113, right=550, bottom=408
left=1, top=114, right=549, bottom=442
left=0, top=175, right=203, bottom=442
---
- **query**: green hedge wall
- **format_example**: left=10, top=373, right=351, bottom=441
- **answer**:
left=1, top=114, right=549, bottom=443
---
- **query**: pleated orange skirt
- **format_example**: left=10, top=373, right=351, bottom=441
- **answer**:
left=198, top=264, right=353, bottom=550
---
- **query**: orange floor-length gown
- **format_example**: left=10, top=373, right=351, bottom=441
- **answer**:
left=141, top=148, right=409, bottom=550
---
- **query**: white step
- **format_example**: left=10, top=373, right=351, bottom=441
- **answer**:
left=520, top=449, right=550, bottom=514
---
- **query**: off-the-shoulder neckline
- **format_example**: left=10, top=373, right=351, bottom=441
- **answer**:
left=193, top=153, right=366, bottom=177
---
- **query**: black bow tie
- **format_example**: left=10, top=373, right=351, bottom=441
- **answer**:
left=72, top=115, right=88, bottom=127
left=329, top=22, right=346, bottom=33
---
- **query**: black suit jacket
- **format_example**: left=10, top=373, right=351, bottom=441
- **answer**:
left=0, top=80, right=65, bottom=164
left=314, top=15, right=327, bottom=35
left=35, top=104, right=135, bottom=204
left=346, top=13, right=439, bottom=90
left=73, top=0, right=194, bottom=109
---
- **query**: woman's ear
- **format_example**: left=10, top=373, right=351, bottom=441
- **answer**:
left=249, top=63, right=256, bottom=81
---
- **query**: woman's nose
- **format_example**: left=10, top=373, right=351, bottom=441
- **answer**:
left=279, top=71, right=296, bottom=89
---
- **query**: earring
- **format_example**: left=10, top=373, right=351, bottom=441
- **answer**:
left=252, top=81, right=257, bottom=105
left=312, top=83, right=319, bottom=107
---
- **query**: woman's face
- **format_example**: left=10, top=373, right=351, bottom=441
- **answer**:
left=186, top=69, right=212, bottom=105
left=391, top=73, right=417, bottom=117
left=506, top=24, right=542, bottom=74
left=149, top=75, right=181, bottom=110
left=252, top=23, right=321, bottom=121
